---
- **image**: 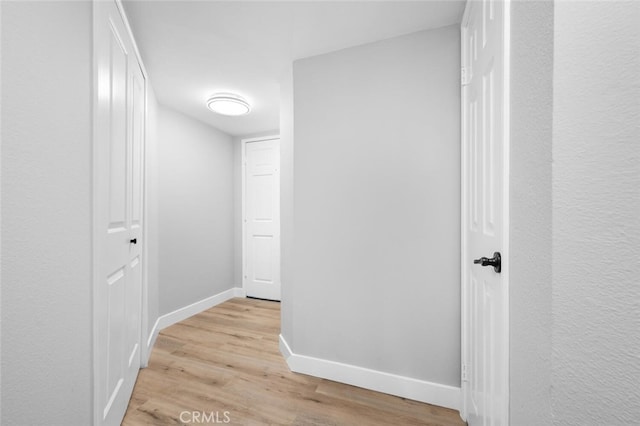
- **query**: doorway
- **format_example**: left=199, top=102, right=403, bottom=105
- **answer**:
left=242, top=135, right=281, bottom=301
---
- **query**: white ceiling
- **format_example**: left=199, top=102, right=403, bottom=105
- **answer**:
left=123, top=1, right=465, bottom=136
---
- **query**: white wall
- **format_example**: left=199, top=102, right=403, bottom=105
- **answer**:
left=146, top=86, right=160, bottom=335
left=232, top=130, right=279, bottom=291
left=551, top=2, right=640, bottom=424
left=0, top=2, right=3, bottom=419
left=157, top=106, right=235, bottom=315
left=509, top=2, right=554, bottom=424
left=279, top=65, right=295, bottom=344
left=286, top=25, right=461, bottom=386
left=0, top=2, right=93, bottom=423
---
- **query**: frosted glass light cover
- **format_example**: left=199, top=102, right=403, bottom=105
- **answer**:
left=206, top=93, right=251, bottom=116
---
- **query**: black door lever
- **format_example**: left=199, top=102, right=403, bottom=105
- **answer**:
left=474, top=252, right=501, bottom=273
left=130, top=238, right=137, bottom=244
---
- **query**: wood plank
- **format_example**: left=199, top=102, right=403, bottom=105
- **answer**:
left=123, top=298, right=464, bottom=425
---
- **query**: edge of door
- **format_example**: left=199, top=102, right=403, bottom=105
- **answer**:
left=502, top=2, right=511, bottom=424
left=459, top=0, right=511, bottom=423
left=92, top=1, right=151, bottom=424
left=240, top=135, right=281, bottom=298
left=459, top=6, right=468, bottom=421
left=91, top=3, right=99, bottom=423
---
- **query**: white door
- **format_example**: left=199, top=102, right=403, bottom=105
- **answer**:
left=461, top=0, right=509, bottom=425
left=243, top=137, right=281, bottom=301
left=94, top=1, right=145, bottom=425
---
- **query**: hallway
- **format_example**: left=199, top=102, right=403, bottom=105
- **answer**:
left=123, top=298, right=463, bottom=425
left=2, top=1, right=639, bottom=424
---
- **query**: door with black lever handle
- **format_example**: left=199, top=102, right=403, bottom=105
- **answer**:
left=474, top=251, right=501, bottom=273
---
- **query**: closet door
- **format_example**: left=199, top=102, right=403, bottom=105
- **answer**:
left=243, top=137, right=281, bottom=301
left=94, top=1, right=145, bottom=424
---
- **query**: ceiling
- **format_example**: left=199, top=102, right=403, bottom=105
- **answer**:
left=123, top=1, right=465, bottom=136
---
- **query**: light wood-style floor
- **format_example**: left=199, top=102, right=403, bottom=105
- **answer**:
left=123, top=297, right=464, bottom=425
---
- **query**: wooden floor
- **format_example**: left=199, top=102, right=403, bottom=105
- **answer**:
left=123, top=298, right=464, bottom=425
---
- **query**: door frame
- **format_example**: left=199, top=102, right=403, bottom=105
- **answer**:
left=241, top=135, right=281, bottom=298
left=91, top=1, right=150, bottom=424
left=460, top=0, right=511, bottom=422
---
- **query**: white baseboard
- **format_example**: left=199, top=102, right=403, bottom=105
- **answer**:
left=140, top=317, right=160, bottom=368
left=147, top=317, right=160, bottom=349
left=157, top=287, right=242, bottom=330
left=278, top=334, right=461, bottom=411
left=279, top=333, right=294, bottom=359
left=142, top=287, right=244, bottom=365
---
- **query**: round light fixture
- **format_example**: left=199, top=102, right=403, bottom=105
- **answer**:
left=206, top=93, right=251, bottom=116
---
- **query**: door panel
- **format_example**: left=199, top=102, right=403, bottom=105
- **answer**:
left=131, top=69, right=144, bottom=228
left=106, top=267, right=125, bottom=409
left=244, top=138, right=281, bottom=300
left=127, top=255, right=141, bottom=367
left=108, top=25, right=128, bottom=230
left=95, top=1, right=145, bottom=425
left=462, top=0, right=507, bottom=425
left=253, top=236, right=274, bottom=282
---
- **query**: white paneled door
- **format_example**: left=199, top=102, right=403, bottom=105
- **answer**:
left=461, top=0, right=509, bottom=425
left=94, top=1, right=145, bottom=425
left=243, top=137, right=281, bottom=301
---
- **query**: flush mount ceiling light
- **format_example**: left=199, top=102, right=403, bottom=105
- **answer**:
left=206, top=93, right=251, bottom=116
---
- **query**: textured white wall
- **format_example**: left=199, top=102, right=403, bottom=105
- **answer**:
left=0, top=2, right=93, bottom=423
left=551, top=2, right=640, bottom=424
left=509, top=2, right=554, bottom=424
left=289, top=26, right=461, bottom=386
left=157, top=106, right=235, bottom=315
left=510, top=2, right=640, bottom=423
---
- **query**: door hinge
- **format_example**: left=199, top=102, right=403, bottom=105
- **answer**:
left=462, top=363, right=468, bottom=382
left=461, top=67, right=470, bottom=86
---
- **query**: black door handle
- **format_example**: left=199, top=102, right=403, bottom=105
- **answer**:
left=474, top=252, right=501, bottom=273
left=130, top=238, right=137, bottom=244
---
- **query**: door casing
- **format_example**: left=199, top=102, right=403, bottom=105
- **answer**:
left=460, top=0, right=511, bottom=422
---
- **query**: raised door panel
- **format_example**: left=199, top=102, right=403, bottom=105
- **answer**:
left=251, top=236, right=274, bottom=284
left=108, top=25, right=128, bottom=232
left=130, top=69, right=144, bottom=230
left=105, top=266, right=126, bottom=415
left=126, top=256, right=141, bottom=368
left=250, top=174, right=275, bottom=222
